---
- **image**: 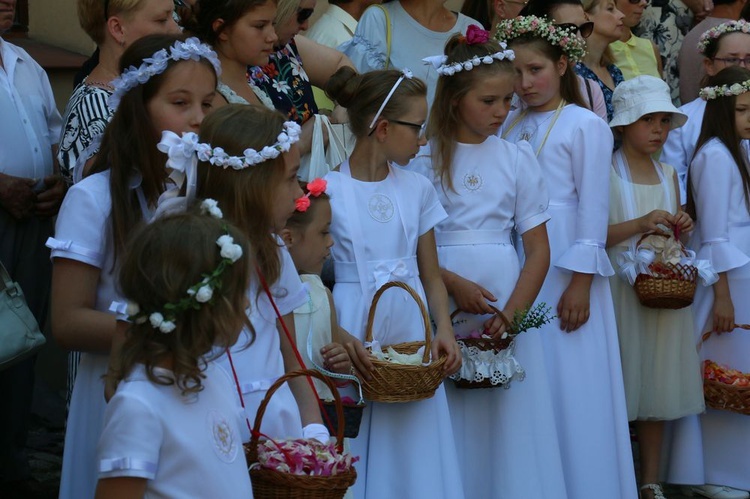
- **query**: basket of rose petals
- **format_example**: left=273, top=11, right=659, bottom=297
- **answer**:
left=320, top=395, right=365, bottom=439
left=701, top=325, right=750, bottom=415
left=450, top=303, right=553, bottom=389
left=361, top=281, right=446, bottom=403
left=246, top=369, right=357, bottom=498
left=632, top=233, right=697, bottom=309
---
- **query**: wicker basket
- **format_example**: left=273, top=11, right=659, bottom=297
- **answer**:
left=633, top=234, right=697, bottom=309
left=701, top=326, right=750, bottom=416
left=246, top=369, right=357, bottom=499
left=360, top=281, right=446, bottom=403
left=451, top=307, right=514, bottom=389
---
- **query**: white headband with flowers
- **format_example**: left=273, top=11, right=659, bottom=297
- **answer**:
left=699, top=79, right=750, bottom=100
left=108, top=37, right=222, bottom=111
left=698, top=20, right=750, bottom=55
left=119, top=199, right=242, bottom=334
left=423, top=25, right=515, bottom=76
left=494, top=15, right=587, bottom=64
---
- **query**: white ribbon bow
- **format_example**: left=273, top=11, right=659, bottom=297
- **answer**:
left=422, top=55, right=448, bottom=69
left=617, top=247, right=656, bottom=285
left=373, top=260, right=411, bottom=290
left=157, top=130, right=199, bottom=203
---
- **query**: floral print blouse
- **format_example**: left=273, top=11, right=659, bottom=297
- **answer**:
left=574, top=63, right=624, bottom=122
left=249, top=39, right=318, bottom=124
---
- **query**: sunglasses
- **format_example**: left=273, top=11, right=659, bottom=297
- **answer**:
left=555, top=21, right=595, bottom=39
left=297, top=8, right=314, bottom=24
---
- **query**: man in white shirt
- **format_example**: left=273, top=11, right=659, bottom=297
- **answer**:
left=0, top=0, right=64, bottom=492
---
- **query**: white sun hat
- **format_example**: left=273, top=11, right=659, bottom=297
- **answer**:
left=609, top=75, right=688, bottom=129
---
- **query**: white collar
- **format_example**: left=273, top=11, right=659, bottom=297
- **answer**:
left=326, top=5, right=358, bottom=35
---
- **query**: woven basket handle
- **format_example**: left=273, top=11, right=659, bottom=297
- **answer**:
left=247, top=369, right=345, bottom=463
left=365, top=281, right=431, bottom=364
left=450, top=305, right=514, bottom=333
left=699, top=324, right=750, bottom=348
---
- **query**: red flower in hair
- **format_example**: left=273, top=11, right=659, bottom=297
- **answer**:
left=307, top=178, right=327, bottom=197
left=295, top=196, right=311, bottom=212
left=466, top=24, right=490, bottom=45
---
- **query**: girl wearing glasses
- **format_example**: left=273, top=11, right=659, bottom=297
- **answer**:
left=610, top=0, right=663, bottom=80
left=324, top=67, right=463, bottom=499
left=497, top=15, right=637, bottom=499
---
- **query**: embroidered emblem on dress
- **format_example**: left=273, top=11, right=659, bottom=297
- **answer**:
left=518, top=126, right=535, bottom=142
left=462, top=172, right=483, bottom=192
left=208, top=410, right=238, bottom=463
left=368, top=193, right=395, bottom=223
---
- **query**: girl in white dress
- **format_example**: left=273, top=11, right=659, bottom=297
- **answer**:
left=667, top=66, right=750, bottom=498
left=606, top=76, right=704, bottom=499
left=96, top=211, right=254, bottom=499
left=186, top=104, right=328, bottom=442
left=323, top=66, right=464, bottom=499
left=497, top=16, right=637, bottom=499
left=46, top=35, right=221, bottom=499
left=413, top=29, right=568, bottom=499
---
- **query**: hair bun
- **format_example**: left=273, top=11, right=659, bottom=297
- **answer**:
left=325, top=66, right=361, bottom=107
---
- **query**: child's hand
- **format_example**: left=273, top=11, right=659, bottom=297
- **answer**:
left=432, top=325, right=462, bottom=376
left=673, top=210, right=694, bottom=234
left=447, top=273, right=497, bottom=315
left=483, top=311, right=510, bottom=339
left=637, top=209, right=675, bottom=235
left=320, top=343, right=352, bottom=375
left=712, top=296, right=735, bottom=333
left=557, top=274, right=592, bottom=332
left=339, top=328, right=374, bottom=380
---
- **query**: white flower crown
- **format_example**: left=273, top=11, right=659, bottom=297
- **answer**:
left=423, top=45, right=516, bottom=76
left=126, top=199, right=242, bottom=334
left=108, top=37, right=222, bottom=111
left=699, top=79, right=750, bottom=100
left=494, top=15, right=587, bottom=64
left=698, top=20, right=750, bottom=55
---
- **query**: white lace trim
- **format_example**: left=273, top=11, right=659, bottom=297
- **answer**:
left=449, top=339, right=526, bottom=387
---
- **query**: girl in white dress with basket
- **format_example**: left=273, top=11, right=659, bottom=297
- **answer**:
left=496, top=16, right=637, bottom=499
left=667, top=66, right=750, bottom=499
left=323, top=66, right=464, bottom=499
left=605, top=75, right=706, bottom=499
left=411, top=27, right=568, bottom=499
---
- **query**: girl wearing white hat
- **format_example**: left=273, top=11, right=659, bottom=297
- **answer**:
left=606, top=75, right=705, bottom=499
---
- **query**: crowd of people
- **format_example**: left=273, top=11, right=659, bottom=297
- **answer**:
left=1, top=0, right=750, bottom=498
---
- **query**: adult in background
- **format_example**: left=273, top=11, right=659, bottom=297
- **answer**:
left=611, top=0, right=663, bottom=80
left=59, top=0, right=179, bottom=185
left=340, top=0, right=478, bottom=107
left=0, top=0, right=64, bottom=494
left=678, top=0, right=748, bottom=103
left=250, top=0, right=353, bottom=158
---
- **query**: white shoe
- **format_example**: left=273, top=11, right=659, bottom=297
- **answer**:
left=690, top=484, right=750, bottom=499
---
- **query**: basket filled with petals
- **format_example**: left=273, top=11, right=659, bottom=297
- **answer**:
left=360, top=281, right=446, bottom=403
left=631, top=233, right=698, bottom=309
left=246, top=369, right=357, bottom=498
left=450, top=303, right=553, bottom=389
left=701, top=325, right=750, bottom=415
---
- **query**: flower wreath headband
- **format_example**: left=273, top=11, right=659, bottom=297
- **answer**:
left=699, top=79, right=750, bottom=100
left=108, top=37, right=222, bottom=111
left=120, top=199, right=243, bottom=334
left=697, top=20, right=750, bottom=55
left=423, top=24, right=515, bottom=76
left=156, top=121, right=302, bottom=202
left=494, top=15, right=587, bottom=64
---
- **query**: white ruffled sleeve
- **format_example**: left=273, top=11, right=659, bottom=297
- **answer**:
left=555, top=115, right=615, bottom=276
left=513, top=141, right=550, bottom=235
left=97, top=392, right=162, bottom=480
left=337, top=5, right=388, bottom=73
left=691, top=142, right=750, bottom=273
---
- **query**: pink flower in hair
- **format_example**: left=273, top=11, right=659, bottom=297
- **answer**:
left=466, top=24, right=490, bottom=45
left=294, top=178, right=327, bottom=212
left=295, top=196, right=311, bottom=212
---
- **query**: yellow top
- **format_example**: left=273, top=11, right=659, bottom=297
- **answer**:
left=610, top=34, right=660, bottom=81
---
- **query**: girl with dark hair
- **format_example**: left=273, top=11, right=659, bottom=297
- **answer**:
left=47, top=34, right=219, bottom=499
left=497, top=16, right=637, bottom=499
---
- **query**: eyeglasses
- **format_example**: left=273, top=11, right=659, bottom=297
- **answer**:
left=297, top=8, right=314, bottom=24
left=367, top=119, right=426, bottom=137
left=713, top=56, right=750, bottom=67
left=555, top=21, right=595, bottom=39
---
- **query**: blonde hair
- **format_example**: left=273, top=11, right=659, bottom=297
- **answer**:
left=581, top=0, right=616, bottom=66
left=274, top=0, right=301, bottom=29
left=78, top=0, right=147, bottom=44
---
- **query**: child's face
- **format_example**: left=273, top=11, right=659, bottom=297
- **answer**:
left=705, top=33, right=750, bottom=77
left=272, top=144, right=303, bottom=231
left=217, top=0, right=278, bottom=67
left=287, top=200, right=333, bottom=275
left=147, top=61, right=216, bottom=136
left=455, top=72, right=515, bottom=143
left=385, top=96, right=428, bottom=166
left=621, top=112, right=671, bottom=156
left=735, top=92, right=750, bottom=140
left=512, top=45, right=566, bottom=112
